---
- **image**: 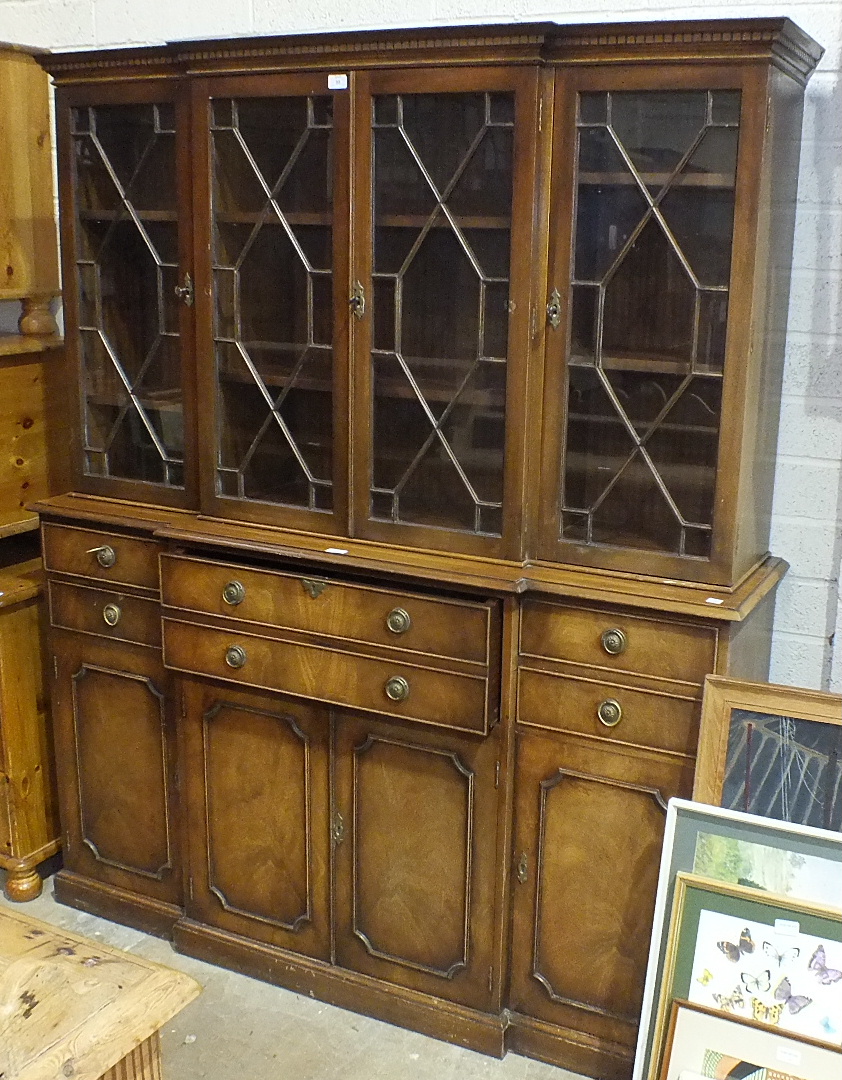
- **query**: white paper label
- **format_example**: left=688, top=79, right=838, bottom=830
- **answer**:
left=328, top=74, right=348, bottom=90
left=325, top=547, right=349, bottom=555
left=705, top=597, right=724, bottom=605
left=776, top=1046, right=802, bottom=1066
left=774, top=918, right=800, bottom=936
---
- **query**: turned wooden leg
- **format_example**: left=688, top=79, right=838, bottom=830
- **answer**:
left=18, top=295, right=58, bottom=336
left=3, top=865, right=43, bottom=902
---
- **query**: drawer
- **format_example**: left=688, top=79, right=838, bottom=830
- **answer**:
left=520, top=600, right=716, bottom=685
left=160, top=554, right=497, bottom=665
left=163, top=618, right=493, bottom=734
left=49, top=580, right=161, bottom=648
left=42, top=523, right=160, bottom=591
left=517, top=667, right=699, bottom=756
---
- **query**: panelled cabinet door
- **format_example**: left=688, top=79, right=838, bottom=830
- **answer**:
left=539, top=64, right=766, bottom=584
left=193, top=73, right=351, bottom=533
left=333, top=714, right=501, bottom=1010
left=55, top=82, right=197, bottom=507
left=179, top=679, right=331, bottom=961
left=509, top=730, right=694, bottom=1054
left=351, top=67, right=542, bottom=559
left=50, top=631, right=180, bottom=905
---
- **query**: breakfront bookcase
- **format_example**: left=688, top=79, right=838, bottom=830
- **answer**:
left=34, top=20, right=821, bottom=1079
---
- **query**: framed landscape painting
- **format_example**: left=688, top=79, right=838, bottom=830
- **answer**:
left=693, top=676, right=842, bottom=830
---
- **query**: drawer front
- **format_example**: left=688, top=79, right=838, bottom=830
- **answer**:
left=517, top=668, right=699, bottom=756
left=163, top=619, right=492, bottom=734
left=520, top=600, right=716, bottom=685
left=49, top=580, right=161, bottom=648
left=42, top=523, right=160, bottom=591
left=160, top=555, right=495, bottom=664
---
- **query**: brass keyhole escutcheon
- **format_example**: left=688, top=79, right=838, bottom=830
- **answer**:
left=102, top=603, right=121, bottom=627
left=88, top=544, right=116, bottom=568
left=332, top=812, right=345, bottom=845
left=225, top=645, right=247, bottom=669
left=597, top=699, right=623, bottom=727
left=384, top=676, right=410, bottom=702
left=601, top=628, right=627, bottom=656
left=385, top=607, right=411, bottom=635
left=222, top=580, right=245, bottom=606
left=517, top=852, right=528, bottom=884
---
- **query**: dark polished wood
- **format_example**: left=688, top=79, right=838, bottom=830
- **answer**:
left=34, top=19, right=821, bottom=1080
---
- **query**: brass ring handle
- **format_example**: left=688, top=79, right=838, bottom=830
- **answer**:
left=102, top=603, right=121, bottom=627
left=87, top=544, right=117, bottom=568
left=385, top=607, right=411, bottom=635
left=222, top=580, right=245, bottom=606
left=601, top=628, right=627, bottom=656
left=597, top=699, right=623, bottom=728
left=225, top=645, right=247, bottom=669
left=384, top=676, right=410, bottom=703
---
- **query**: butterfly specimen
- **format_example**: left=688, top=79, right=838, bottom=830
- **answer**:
left=774, top=975, right=812, bottom=1015
left=820, top=1015, right=838, bottom=1037
left=718, top=927, right=755, bottom=962
left=751, top=997, right=784, bottom=1025
left=713, top=985, right=745, bottom=1012
left=808, top=944, right=842, bottom=985
left=762, top=941, right=800, bottom=967
left=697, top=968, right=713, bottom=986
left=741, top=969, right=771, bottom=994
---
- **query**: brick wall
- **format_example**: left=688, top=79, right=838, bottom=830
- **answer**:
left=2, top=0, right=840, bottom=691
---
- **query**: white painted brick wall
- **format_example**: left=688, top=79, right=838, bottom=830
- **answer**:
left=2, top=0, right=840, bottom=693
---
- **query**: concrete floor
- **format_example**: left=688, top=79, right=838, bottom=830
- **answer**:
left=1, top=869, right=585, bottom=1080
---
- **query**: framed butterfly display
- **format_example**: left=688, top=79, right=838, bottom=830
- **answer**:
left=646, top=874, right=842, bottom=1080
left=658, top=1000, right=842, bottom=1080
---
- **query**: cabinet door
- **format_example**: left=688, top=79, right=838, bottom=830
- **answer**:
left=55, top=82, right=197, bottom=507
left=333, top=714, right=501, bottom=1010
left=352, top=67, right=541, bottom=559
left=509, top=729, right=694, bottom=1052
left=539, top=65, right=763, bottom=583
left=193, top=73, right=351, bottom=533
left=179, top=678, right=331, bottom=961
left=51, top=630, right=180, bottom=905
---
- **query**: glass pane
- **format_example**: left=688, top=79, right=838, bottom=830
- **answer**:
left=370, top=91, right=514, bottom=537
left=71, top=101, right=184, bottom=488
left=211, top=94, right=335, bottom=512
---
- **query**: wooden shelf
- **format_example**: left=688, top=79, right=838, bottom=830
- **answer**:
left=0, top=333, right=62, bottom=357
left=569, top=352, right=724, bottom=377
left=578, top=170, right=734, bottom=189
left=77, top=208, right=177, bottom=223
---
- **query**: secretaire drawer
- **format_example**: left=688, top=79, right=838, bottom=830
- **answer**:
left=160, top=554, right=498, bottom=665
left=163, top=619, right=494, bottom=734
left=48, top=580, right=161, bottom=647
left=520, top=600, right=716, bottom=685
left=517, top=667, right=699, bottom=756
left=42, top=523, right=160, bottom=591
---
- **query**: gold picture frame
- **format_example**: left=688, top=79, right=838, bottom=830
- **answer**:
left=693, top=676, right=842, bottom=830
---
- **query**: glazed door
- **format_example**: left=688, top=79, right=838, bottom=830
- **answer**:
left=193, top=73, right=351, bottom=533
left=50, top=630, right=181, bottom=906
left=333, top=714, right=502, bottom=1010
left=179, top=678, right=331, bottom=961
left=56, top=82, right=197, bottom=507
left=351, top=67, right=542, bottom=559
left=509, top=730, right=694, bottom=1055
left=539, top=65, right=764, bottom=583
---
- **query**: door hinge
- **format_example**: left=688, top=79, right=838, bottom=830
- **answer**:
left=488, top=965, right=494, bottom=993
left=494, top=761, right=500, bottom=789
left=188, top=875, right=194, bottom=901
left=53, top=656, right=59, bottom=681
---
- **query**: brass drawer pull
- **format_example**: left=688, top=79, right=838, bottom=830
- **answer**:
left=301, top=578, right=327, bottom=599
left=222, top=580, right=246, bottom=606
left=87, top=544, right=117, bottom=568
left=601, top=628, right=627, bottom=656
left=102, top=603, right=121, bottom=627
left=225, top=645, right=247, bottom=669
left=597, top=698, right=623, bottom=727
left=384, top=675, right=410, bottom=702
left=385, top=607, right=411, bottom=635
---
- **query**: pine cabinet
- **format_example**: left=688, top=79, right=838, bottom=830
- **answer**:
left=34, top=19, right=822, bottom=1080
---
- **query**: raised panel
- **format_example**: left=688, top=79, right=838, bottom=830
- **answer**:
left=510, top=730, right=694, bottom=1050
left=72, top=664, right=170, bottom=878
left=334, top=715, right=500, bottom=1009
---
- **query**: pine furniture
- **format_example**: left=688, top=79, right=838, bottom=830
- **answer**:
left=33, top=19, right=822, bottom=1079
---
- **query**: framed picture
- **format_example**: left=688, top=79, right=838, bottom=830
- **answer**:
left=633, top=799, right=842, bottom=1080
left=658, top=999, right=842, bottom=1080
left=646, top=873, right=842, bottom=1080
left=693, top=676, right=842, bottom=830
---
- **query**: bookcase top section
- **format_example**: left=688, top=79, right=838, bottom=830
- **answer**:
left=39, top=18, right=823, bottom=86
